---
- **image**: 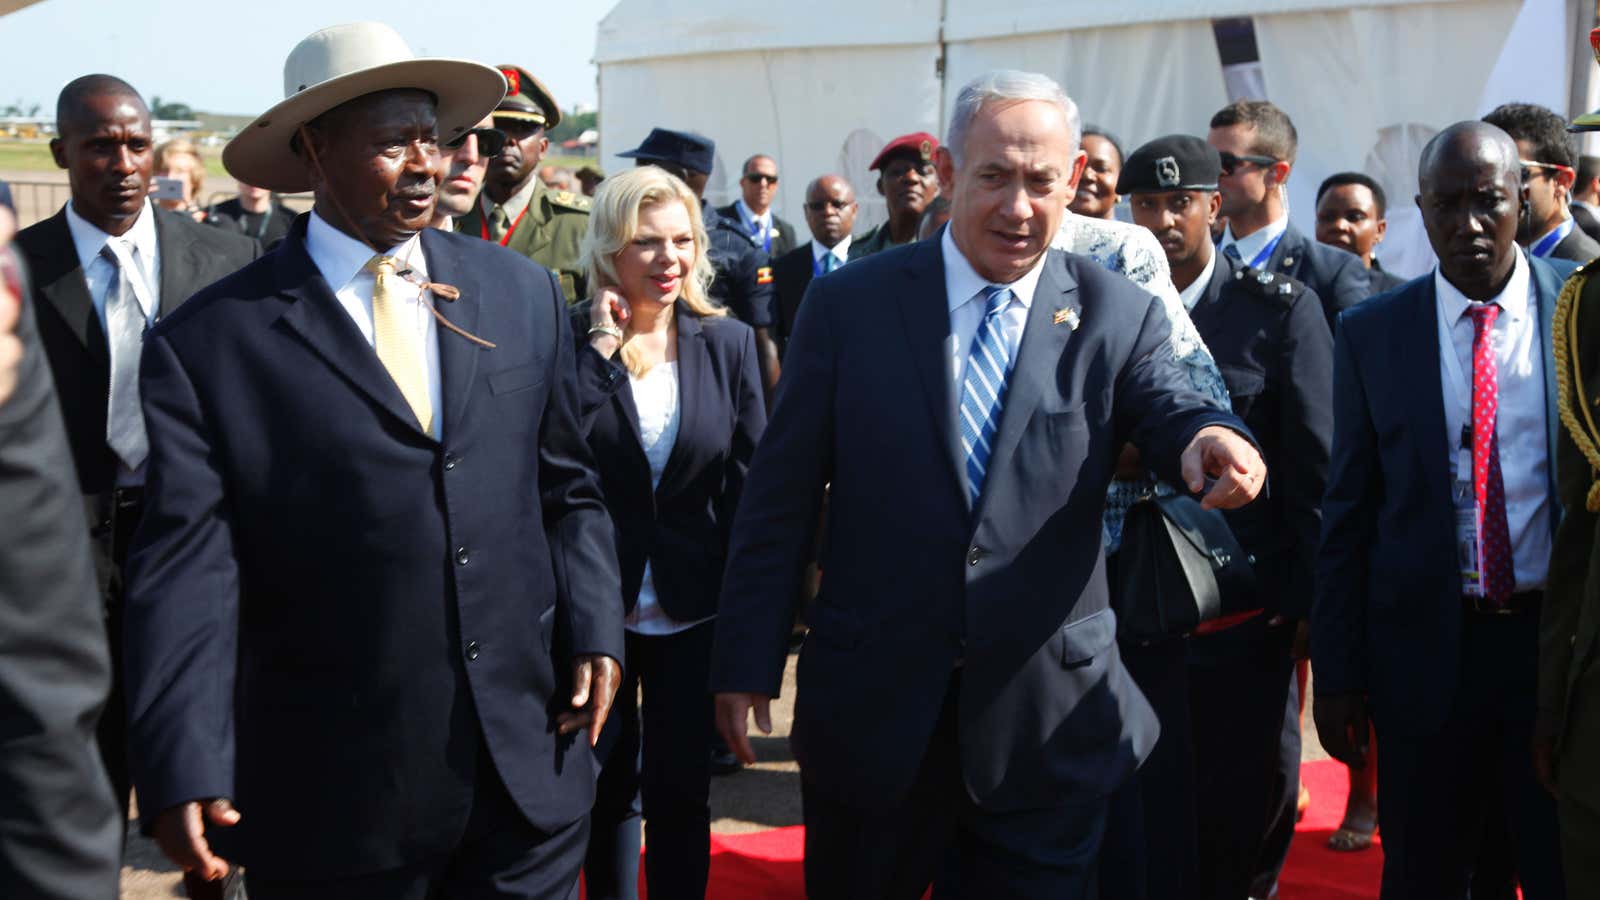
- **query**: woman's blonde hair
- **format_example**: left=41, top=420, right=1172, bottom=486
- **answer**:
left=154, top=139, right=206, bottom=199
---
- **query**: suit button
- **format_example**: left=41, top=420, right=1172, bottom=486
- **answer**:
left=968, top=546, right=984, bottom=566
left=443, top=452, right=458, bottom=471
left=456, top=547, right=470, bottom=566
left=465, top=641, right=480, bottom=661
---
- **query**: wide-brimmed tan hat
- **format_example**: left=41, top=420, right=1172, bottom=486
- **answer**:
left=223, top=22, right=506, bottom=193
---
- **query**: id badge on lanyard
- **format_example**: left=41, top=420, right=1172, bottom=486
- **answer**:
left=1441, top=310, right=1486, bottom=597
left=1453, top=427, right=1484, bottom=598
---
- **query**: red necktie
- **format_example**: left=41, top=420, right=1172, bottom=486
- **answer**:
left=1468, top=303, right=1514, bottom=606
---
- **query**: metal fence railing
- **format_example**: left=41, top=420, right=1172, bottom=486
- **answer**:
left=8, top=179, right=72, bottom=228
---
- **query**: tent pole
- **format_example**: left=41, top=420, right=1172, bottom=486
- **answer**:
left=937, top=0, right=950, bottom=139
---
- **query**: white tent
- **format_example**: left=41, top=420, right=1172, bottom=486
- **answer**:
left=596, top=0, right=1591, bottom=276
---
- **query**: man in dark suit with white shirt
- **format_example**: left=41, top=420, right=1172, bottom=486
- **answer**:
left=719, top=154, right=798, bottom=258
left=12, top=75, right=259, bottom=872
left=712, top=70, right=1265, bottom=899
left=772, top=174, right=856, bottom=349
left=1210, top=101, right=1374, bottom=331
left=1483, top=103, right=1600, bottom=265
left=121, top=24, right=624, bottom=898
left=1313, top=121, right=1568, bottom=899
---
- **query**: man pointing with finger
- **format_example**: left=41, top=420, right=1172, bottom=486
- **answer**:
left=122, top=24, right=623, bottom=899
left=710, top=70, right=1265, bottom=899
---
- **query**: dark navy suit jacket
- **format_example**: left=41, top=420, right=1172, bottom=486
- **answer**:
left=1188, top=254, right=1333, bottom=621
left=710, top=239, right=1250, bottom=813
left=573, top=306, right=766, bottom=621
left=122, top=220, right=624, bottom=878
left=1313, top=254, right=1574, bottom=735
left=1265, top=223, right=1374, bottom=331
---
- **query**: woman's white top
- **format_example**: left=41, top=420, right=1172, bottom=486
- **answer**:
left=624, top=361, right=712, bottom=636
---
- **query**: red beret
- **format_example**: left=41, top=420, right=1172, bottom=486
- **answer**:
left=869, top=132, right=939, bottom=171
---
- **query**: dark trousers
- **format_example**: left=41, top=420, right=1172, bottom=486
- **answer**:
left=1374, top=609, right=1564, bottom=899
left=1097, top=635, right=1197, bottom=900
left=1187, top=621, right=1298, bottom=900
left=1249, top=671, right=1303, bottom=899
left=247, top=749, right=588, bottom=900
left=584, top=621, right=715, bottom=900
left=803, top=674, right=1109, bottom=900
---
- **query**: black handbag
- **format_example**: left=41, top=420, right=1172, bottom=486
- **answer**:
left=1114, top=492, right=1261, bottom=640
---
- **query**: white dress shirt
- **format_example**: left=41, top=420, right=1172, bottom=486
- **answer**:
left=941, top=226, right=1045, bottom=391
left=305, top=211, right=443, bottom=439
left=1434, top=249, right=1550, bottom=589
left=64, top=199, right=161, bottom=330
left=810, top=236, right=851, bottom=272
left=1221, top=215, right=1290, bottom=268
left=1178, top=249, right=1219, bottom=312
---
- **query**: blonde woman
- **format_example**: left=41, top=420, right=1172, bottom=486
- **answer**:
left=575, top=166, right=766, bottom=900
left=152, top=138, right=207, bottom=221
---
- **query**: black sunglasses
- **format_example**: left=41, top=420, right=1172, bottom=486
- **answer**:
left=1219, top=151, right=1278, bottom=175
left=805, top=199, right=853, bottom=212
left=445, top=128, right=507, bottom=157
left=744, top=173, right=779, bottom=185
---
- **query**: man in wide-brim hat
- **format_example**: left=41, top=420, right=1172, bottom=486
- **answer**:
left=122, top=21, right=624, bottom=898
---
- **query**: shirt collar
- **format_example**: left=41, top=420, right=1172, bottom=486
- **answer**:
left=483, top=178, right=538, bottom=221
left=65, top=198, right=156, bottom=272
left=941, top=226, right=1046, bottom=314
left=1222, top=215, right=1289, bottom=265
left=306, top=210, right=427, bottom=292
left=1179, top=249, right=1218, bottom=311
left=812, top=235, right=851, bottom=264
left=1528, top=215, right=1573, bottom=255
left=735, top=198, right=770, bottom=231
left=1433, top=246, right=1531, bottom=325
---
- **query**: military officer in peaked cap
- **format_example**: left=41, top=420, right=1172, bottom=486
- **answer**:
left=457, top=64, right=591, bottom=303
left=1121, top=134, right=1334, bottom=900
left=848, top=131, right=941, bottom=261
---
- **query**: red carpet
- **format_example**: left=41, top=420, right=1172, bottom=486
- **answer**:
left=582, top=760, right=1403, bottom=897
left=680, top=760, right=1386, bottom=899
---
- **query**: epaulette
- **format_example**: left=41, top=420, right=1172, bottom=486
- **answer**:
left=550, top=190, right=591, bottom=213
left=1231, top=264, right=1303, bottom=302
left=1553, top=258, right=1600, bottom=510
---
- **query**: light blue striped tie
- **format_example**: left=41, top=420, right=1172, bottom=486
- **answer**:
left=959, top=285, right=1016, bottom=506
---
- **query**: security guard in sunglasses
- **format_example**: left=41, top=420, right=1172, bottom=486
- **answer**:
left=457, top=64, right=590, bottom=303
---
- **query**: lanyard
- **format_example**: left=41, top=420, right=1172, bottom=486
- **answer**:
left=1530, top=217, right=1573, bottom=258
left=480, top=204, right=531, bottom=246
left=1242, top=228, right=1286, bottom=269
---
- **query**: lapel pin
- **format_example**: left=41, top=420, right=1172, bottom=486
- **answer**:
left=1282, top=257, right=1295, bottom=268
left=1054, top=308, right=1080, bottom=330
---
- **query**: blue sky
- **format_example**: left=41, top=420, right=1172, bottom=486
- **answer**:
left=0, top=1, right=608, bottom=115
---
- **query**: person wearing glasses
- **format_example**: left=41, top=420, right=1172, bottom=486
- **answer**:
left=773, top=174, right=856, bottom=348
left=455, top=64, right=592, bottom=303
left=1483, top=102, right=1600, bottom=264
left=719, top=154, right=798, bottom=257
left=430, top=115, right=501, bottom=231
left=1209, top=101, right=1373, bottom=333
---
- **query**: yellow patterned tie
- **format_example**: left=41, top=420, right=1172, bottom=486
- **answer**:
left=367, top=254, right=433, bottom=435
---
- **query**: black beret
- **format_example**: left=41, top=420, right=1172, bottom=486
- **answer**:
left=1117, top=134, right=1221, bottom=194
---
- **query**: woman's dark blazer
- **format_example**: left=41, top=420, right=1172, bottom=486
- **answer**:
left=574, top=304, right=767, bottom=622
